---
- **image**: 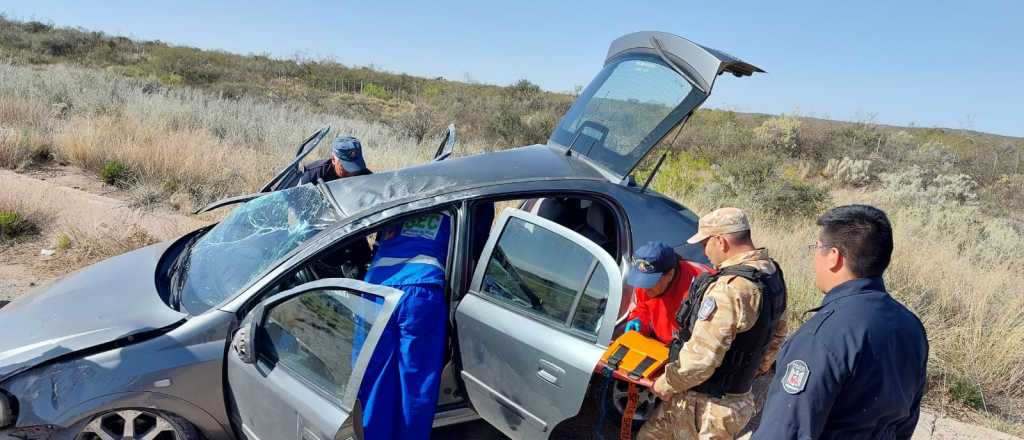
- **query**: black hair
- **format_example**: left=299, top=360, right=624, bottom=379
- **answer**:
left=725, top=229, right=752, bottom=245
left=816, top=204, right=893, bottom=278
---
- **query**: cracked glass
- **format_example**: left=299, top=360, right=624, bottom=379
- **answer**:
left=176, top=185, right=339, bottom=314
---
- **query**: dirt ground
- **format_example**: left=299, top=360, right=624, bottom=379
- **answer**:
left=0, top=168, right=1019, bottom=439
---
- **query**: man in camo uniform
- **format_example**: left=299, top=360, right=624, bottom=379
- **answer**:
left=637, top=207, right=788, bottom=440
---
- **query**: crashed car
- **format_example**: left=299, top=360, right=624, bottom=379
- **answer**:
left=0, top=31, right=762, bottom=440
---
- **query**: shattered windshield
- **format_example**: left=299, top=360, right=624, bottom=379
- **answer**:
left=174, top=185, right=339, bottom=314
left=549, top=53, right=702, bottom=178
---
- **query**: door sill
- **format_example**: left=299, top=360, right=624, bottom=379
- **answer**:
left=432, top=406, right=481, bottom=428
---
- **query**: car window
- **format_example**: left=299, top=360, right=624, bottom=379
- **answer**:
left=259, top=288, right=383, bottom=402
left=549, top=54, right=698, bottom=177
left=479, top=216, right=603, bottom=332
left=571, top=268, right=608, bottom=335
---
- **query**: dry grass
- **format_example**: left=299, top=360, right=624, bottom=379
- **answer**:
left=0, top=62, right=439, bottom=206
left=42, top=225, right=158, bottom=271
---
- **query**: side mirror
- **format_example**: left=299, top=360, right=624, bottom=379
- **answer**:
left=232, top=304, right=265, bottom=364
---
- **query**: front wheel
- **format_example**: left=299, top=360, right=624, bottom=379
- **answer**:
left=608, top=379, right=660, bottom=430
left=74, top=409, right=198, bottom=440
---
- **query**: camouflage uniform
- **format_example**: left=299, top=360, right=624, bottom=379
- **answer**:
left=638, top=207, right=786, bottom=440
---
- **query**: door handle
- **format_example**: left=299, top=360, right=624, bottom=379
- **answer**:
left=537, top=359, right=565, bottom=386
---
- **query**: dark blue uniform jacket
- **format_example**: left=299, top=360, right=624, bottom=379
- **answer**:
left=753, top=277, right=928, bottom=440
left=299, top=159, right=371, bottom=185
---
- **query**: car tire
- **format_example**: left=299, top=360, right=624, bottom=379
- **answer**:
left=0, top=300, right=8, bottom=309
left=72, top=408, right=199, bottom=440
left=607, top=379, right=659, bottom=431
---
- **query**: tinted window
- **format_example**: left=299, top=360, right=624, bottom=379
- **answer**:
left=480, top=217, right=603, bottom=330
left=549, top=54, right=699, bottom=177
left=261, top=289, right=383, bottom=401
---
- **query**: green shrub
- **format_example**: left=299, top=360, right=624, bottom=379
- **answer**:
left=105, top=64, right=147, bottom=78
left=0, top=211, right=37, bottom=239
left=24, top=21, right=54, bottom=33
left=753, top=115, right=801, bottom=156
left=490, top=101, right=523, bottom=144
left=100, top=160, right=132, bottom=187
left=753, top=177, right=831, bottom=220
left=644, top=151, right=714, bottom=197
left=56, top=233, right=72, bottom=250
left=947, top=375, right=986, bottom=410
left=158, top=73, right=185, bottom=86
left=362, top=83, right=392, bottom=100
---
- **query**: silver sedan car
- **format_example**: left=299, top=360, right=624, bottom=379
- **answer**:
left=0, top=31, right=761, bottom=440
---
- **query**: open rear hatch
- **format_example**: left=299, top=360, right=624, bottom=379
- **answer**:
left=549, top=31, right=764, bottom=182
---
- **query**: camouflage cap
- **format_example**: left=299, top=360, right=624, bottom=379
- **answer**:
left=686, top=207, right=751, bottom=244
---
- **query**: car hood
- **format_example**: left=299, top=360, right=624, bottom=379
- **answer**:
left=0, top=242, right=186, bottom=381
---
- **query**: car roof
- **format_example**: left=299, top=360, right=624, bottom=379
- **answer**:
left=326, top=144, right=606, bottom=215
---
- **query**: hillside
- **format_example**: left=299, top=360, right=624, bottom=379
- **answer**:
left=1, top=15, right=1023, bottom=436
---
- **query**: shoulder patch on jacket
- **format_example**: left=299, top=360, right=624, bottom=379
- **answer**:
left=697, top=296, right=717, bottom=320
left=782, top=360, right=809, bottom=394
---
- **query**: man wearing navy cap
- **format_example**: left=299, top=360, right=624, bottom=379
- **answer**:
left=299, top=135, right=372, bottom=184
left=625, top=242, right=707, bottom=344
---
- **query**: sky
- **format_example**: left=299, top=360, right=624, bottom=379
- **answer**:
left=2, top=0, right=1022, bottom=137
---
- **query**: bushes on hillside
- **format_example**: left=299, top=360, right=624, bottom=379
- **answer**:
left=879, top=166, right=978, bottom=206
left=753, top=115, right=802, bottom=156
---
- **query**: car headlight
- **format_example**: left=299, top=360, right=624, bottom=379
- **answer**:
left=0, top=390, right=14, bottom=428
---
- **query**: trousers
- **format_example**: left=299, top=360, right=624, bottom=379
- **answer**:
left=637, top=390, right=755, bottom=440
left=356, top=284, right=447, bottom=440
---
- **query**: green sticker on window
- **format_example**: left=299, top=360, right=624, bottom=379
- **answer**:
left=401, top=213, right=442, bottom=240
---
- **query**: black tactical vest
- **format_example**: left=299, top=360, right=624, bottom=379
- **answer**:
left=669, top=261, right=787, bottom=398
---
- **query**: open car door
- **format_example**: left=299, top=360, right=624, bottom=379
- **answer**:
left=194, top=127, right=331, bottom=214
left=226, top=278, right=403, bottom=440
left=549, top=32, right=763, bottom=182
left=433, top=124, right=457, bottom=162
left=455, top=208, right=624, bottom=439
left=260, top=126, right=331, bottom=193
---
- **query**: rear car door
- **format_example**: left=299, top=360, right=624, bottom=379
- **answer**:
left=456, top=208, right=623, bottom=439
left=226, top=278, right=402, bottom=440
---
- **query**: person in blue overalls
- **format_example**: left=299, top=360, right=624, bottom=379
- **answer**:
left=357, top=211, right=451, bottom=440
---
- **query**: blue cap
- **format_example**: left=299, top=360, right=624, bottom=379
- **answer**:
left=626, top=241, right=678, bottom=289
left=331, top=136, right=367, bottom=173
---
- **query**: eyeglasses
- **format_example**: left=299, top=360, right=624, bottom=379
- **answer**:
left=807, top=243, right=829, bottom=253
left=808, top=243, right=840, bottom=255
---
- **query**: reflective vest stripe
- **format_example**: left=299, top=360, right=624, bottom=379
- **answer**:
left=371, top=255, right=444, bottom=270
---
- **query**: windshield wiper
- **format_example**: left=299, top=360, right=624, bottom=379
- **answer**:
left=316, top=178, right=345, bottom=217
left=169, top=234, right=201, bottom=311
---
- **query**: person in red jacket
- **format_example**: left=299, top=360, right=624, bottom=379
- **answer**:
left=624, top=241, right=708, bottom=344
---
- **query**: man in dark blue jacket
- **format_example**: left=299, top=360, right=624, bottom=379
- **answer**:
left=299, top=135, right=372, bottom=184
left=753, top=205, right=928, bottom=440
